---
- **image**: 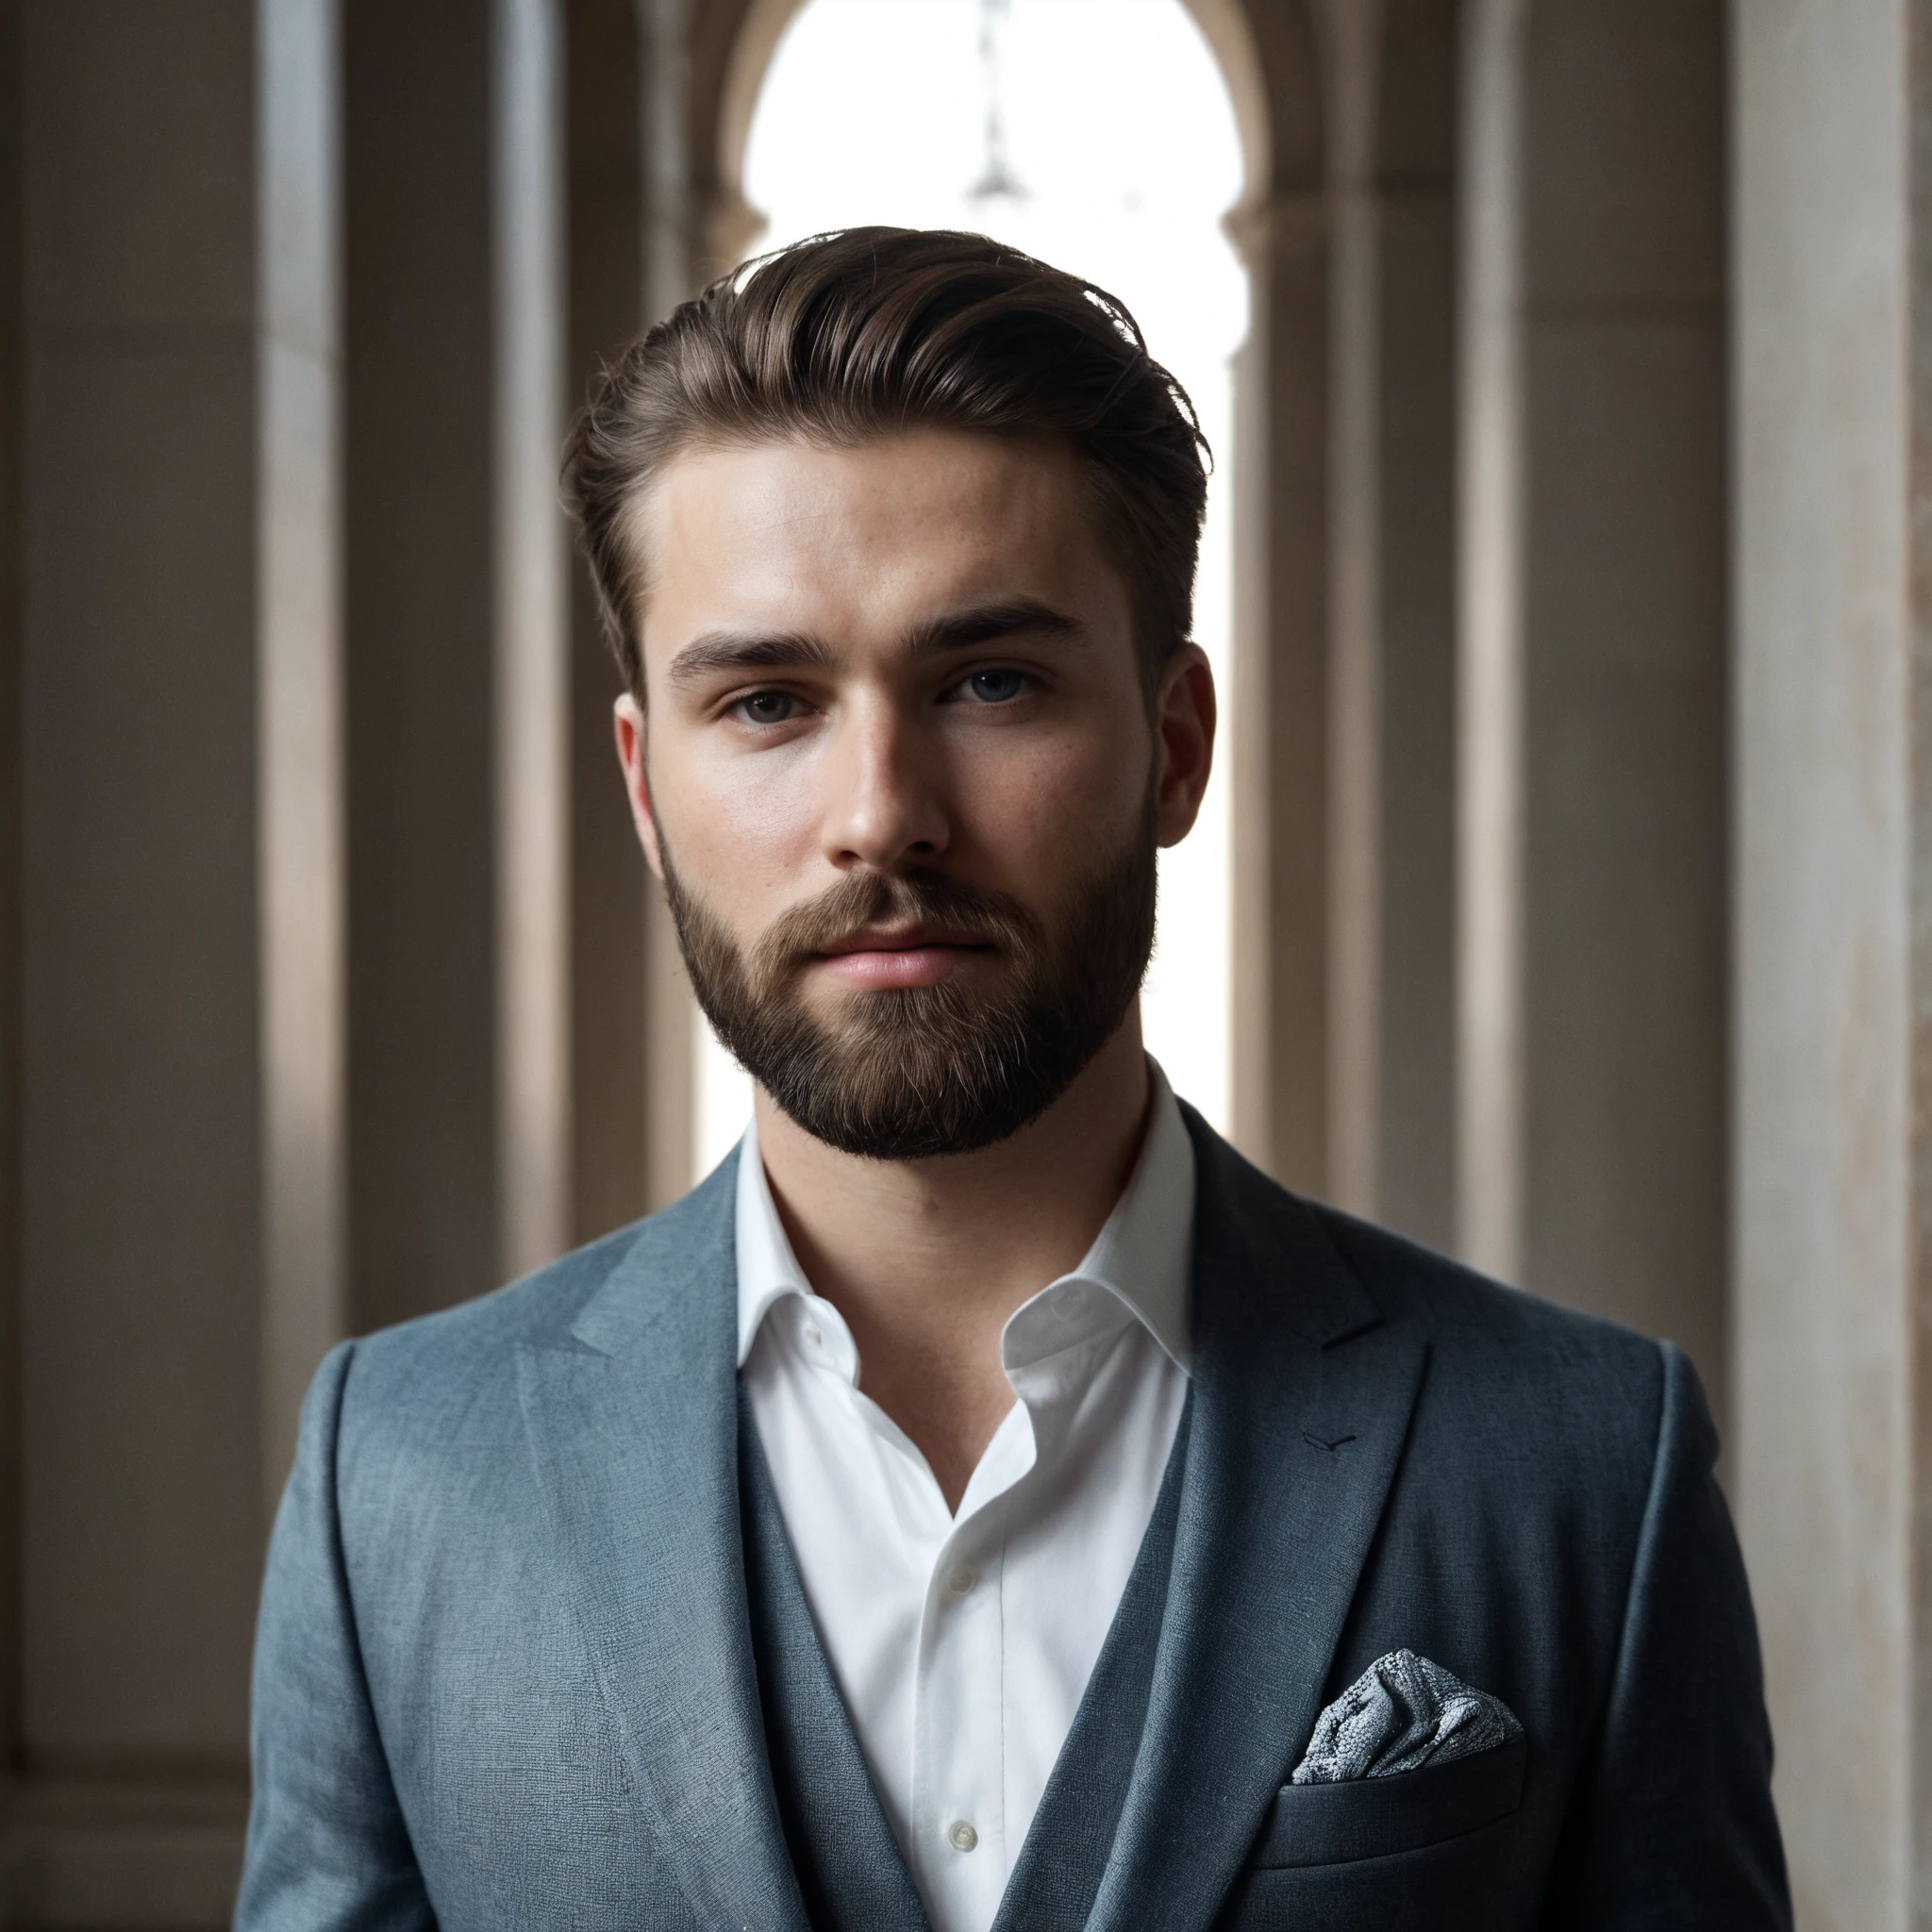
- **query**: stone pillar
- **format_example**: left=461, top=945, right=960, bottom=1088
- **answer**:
left=1457, top=0, right=1729, bottom=1421
left=1368, top=0, right=1459, bottom=1250
left=1521, top=0, right=1728, bottom=1393
left=492, top=0, right=571, bottom=1281
left=1320, top=0, right=1461, bottom=1245
left=1323, top=0, right=1388, bottom=1218
left=563, top=0, right=650, bottom=1240
left=637, top=0, right=701, bottom=1208
left=1733, top=2, right=1930, bottom=1922
left=341, top=0, right=571, bottom=1327
left=1227, top=0, right=1458, bottom=1222
left=8, top=0, right=341, bottom=1914
left=1225, top=1, right=1330, bottom=1192
left=258, top=0, right=346, bottom=1512
left=1456, top=0, right=1527, bottom=1287
left=0, top=4, right=24, bottom=1869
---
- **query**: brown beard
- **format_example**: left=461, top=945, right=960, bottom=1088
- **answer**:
left=659, top=808, right=1158, bottom=1160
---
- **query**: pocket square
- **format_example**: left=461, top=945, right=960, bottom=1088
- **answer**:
left=1291, top=1649, right=1524, bottom=1785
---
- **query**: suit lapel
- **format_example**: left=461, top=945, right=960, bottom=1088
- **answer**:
left=1087, top=1112, right=1429, bottom=1932
left=516, top=1155, right=806, bottom=1932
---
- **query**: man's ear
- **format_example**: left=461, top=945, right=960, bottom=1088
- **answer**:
left=1153, top=643, right=1216, bottom=848
left=613, top=693, right=666, bottom=883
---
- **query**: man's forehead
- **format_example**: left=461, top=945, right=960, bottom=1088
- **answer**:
left=641, top=427, right=1082, bottom=547
left=631, top=429, right=1116, bottom=656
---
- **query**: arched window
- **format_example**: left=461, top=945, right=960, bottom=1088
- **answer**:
left=695, top=0, right=1249, bottom=1174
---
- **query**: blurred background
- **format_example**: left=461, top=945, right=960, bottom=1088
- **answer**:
left=0, top=0, right=1907, bottom=1924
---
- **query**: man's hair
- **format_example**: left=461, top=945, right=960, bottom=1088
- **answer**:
left=563, top=226, right=1209, bottom=702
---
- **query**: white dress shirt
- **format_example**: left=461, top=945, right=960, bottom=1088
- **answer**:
left=736, top=1062, right=1194, bottom=1932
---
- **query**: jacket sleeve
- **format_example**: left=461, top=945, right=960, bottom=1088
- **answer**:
left=234, top=1341, right=434, bottom=1931
left=1552, top=1341, right=1792, bottom=1928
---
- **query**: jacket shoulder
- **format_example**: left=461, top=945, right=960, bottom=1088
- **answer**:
left=1185, top=1105, right=1668, bottom=1413
left=1304, top=1198, right=1686, bottom=1492
left=1318, top=1203, right=1666, bottom=1379
left=357, top=1216, right=642, bottom=1370
left=337, top=1156, right=738, bottom=1431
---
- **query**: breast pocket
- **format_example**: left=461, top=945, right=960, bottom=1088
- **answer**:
left=1248, top=1733, right=1526, bottom=1868
left=1216, top=1739, right=1532, bottom=1932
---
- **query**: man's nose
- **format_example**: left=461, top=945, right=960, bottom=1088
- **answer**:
left=821, top=696, right=949, bottom=872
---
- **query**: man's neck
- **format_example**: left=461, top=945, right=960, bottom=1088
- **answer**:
left=754, top=1018, right=1153, bottom=1510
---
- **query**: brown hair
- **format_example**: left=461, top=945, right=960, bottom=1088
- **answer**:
left=563, top=226, right=1209, bottom=702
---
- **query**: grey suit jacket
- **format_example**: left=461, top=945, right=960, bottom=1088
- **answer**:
left=235, top=1110, right=1790, bottom=1930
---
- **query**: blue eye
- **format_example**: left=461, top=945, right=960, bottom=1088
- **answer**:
left=964, top=669, right=1026, bottom=704
left=735, top=691, right=797, bottom=724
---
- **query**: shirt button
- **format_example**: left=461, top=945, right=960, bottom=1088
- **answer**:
left=804, top=1324, right=823, bottom=1347
left=946, top=1563, right=977, bottom=1596
left=947, top=1820, right=978, bottom=1853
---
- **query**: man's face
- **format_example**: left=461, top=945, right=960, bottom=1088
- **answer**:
left=615, top=427, right=1213, bottom=1158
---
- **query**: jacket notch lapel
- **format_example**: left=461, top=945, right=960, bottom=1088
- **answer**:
left=517, top=1157, right=806, bottom=1932
left=1087, top=1117, right=1429, bottom=1932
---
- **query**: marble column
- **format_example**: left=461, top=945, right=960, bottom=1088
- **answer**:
left=341, top=0, right=571, bottom=1328
left=1733, top=1, right=1932, bottom=1922
left=1224, top=1, right=1330, bottom=1192
left=1225, top=0, right=1459, bottom=1223
left=1323, top=0, right=1387, bottom=1219
left=1457, top=0, right=1729, bottom=1424
left=8, top=0, right=341, bottom=1915
left=1320, top=0, right=1461, bottom=1245
left=1367, top=0, right=1459, bottom=1250
left=636, top=0, right=702, bottom=1208
left=563, top=0, right=650, bottom=1240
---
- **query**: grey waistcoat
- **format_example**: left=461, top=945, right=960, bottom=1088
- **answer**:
left=738, top=1390, right=1193, bottom=1932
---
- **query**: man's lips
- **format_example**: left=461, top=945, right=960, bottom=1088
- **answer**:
left=810, top=929, right=995, bottom=991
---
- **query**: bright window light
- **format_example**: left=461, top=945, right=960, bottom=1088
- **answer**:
left=696, top=0, right=1247, bottom=1178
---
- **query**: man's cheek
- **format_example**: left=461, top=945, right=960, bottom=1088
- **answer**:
left=972, top=777, right=1129, bottom=882
left=691, top=768, right=822, bottom=872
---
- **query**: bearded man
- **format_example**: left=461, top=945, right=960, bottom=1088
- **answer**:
left=236, top=228, right=1790, bottom=1931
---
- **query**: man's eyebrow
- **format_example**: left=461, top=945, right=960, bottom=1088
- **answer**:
left=663, top=629, right=835, bottom=688
left=906, top=599, right=1087, bottom=656
left=661, top=600, right=1084, bottom=689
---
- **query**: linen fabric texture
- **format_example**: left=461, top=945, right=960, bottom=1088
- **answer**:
left=234, top=1108, right=1792, bottom=1931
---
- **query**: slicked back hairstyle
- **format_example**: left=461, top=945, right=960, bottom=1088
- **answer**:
left=563, top=226, right=1210, bottom=703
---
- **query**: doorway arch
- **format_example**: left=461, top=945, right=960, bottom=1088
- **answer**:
left=710, top=0, right=1274, bottom=261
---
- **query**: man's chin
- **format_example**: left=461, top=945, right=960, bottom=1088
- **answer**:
left=740, top=986, right=1057, bottom=1159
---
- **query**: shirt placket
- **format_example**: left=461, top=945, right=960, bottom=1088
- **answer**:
left=910, top=1516, right=1008, bottom=1932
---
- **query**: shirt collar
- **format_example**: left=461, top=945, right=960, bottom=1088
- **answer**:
left=735, top=1111, right=813, bottom=1367
left=734, top=1058, right=1195, bottom=1374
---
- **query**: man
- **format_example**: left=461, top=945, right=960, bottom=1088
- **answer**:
left=236, top=228, right=1790, bottom=1930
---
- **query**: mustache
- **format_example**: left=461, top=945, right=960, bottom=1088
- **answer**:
left=658, top=815, right=1158, bottom=1158
left=754, top=870, right=1042, bottom=978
